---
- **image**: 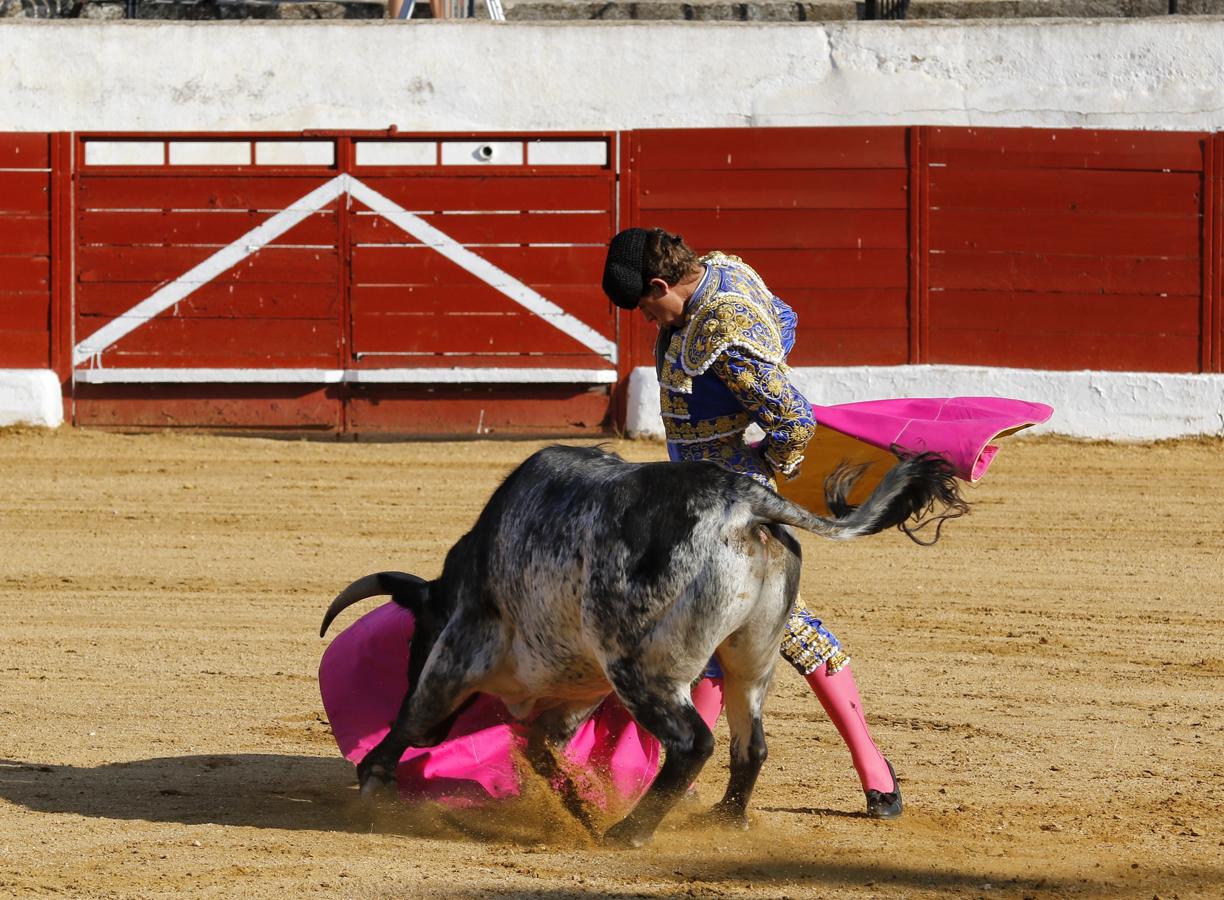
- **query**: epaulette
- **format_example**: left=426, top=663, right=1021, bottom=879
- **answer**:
left=680, top=291, right=783, bottom=376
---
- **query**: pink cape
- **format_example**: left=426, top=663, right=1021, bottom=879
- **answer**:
left=813, top=396, right=1053, bottom=483
left=319, top=602, right=724, bottom=808
left=319, top=395, right=1052, bottom=806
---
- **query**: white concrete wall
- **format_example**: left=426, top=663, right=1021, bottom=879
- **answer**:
left=626, top=366, right=1224, bottom=441
left=0, top=370, right=64, bottom=428
left=2, top=19, right=1224, bottom=131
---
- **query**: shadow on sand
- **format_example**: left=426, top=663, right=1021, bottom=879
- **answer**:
left=0, top=753, right=595, bottom=844
left=7, top=755, right=1215, bottom=898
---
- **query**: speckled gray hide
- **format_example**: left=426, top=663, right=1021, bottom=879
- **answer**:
left=412, top=444, right=802, bottom=727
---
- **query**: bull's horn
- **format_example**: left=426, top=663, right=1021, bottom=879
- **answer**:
left=319, top=571, right=426, bottom=637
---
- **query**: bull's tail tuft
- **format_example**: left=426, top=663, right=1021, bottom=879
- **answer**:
left=749, top=451, right=969, bottom=544
left=826, top=451, right=969, bottom=545
left=319, top=571, right=429, bottom=638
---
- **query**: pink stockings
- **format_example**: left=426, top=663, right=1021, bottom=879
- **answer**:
left=804, top=661, right=894, bottom=793
left=690, top=676, right=725, bottom=731
left=687, top=665, right=892, bottom=795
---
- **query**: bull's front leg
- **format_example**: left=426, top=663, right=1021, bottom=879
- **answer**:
left=357, top=616, right=499, bottom=798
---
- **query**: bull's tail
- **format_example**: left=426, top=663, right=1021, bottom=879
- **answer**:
left=749, top=451, right=969, bottom=545
left=319, top=571, right=429, bottom=638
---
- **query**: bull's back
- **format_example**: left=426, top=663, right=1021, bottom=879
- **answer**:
left=491, top=447, right=771, bottom=648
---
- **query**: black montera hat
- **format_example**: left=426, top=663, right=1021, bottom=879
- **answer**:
left=601, top=227, right=649, bottom=309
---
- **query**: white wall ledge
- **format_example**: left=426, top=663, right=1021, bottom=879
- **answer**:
left=626, top=365, right=1224, bottom=441
left=71, top=368, right=618, bottom=385
left=6, top=365, right=1224, bottom=438
left=0, top=370, right=64, bottom=428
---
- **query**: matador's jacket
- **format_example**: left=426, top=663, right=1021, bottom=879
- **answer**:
left=655, top=251, right=849, bottom=677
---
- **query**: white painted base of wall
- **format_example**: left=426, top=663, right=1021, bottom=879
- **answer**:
left=626, top=365, right=1224, bottom=442
left=5, top=365, right=1224, bottom=439
left=0, top=370, right=64, bottom=428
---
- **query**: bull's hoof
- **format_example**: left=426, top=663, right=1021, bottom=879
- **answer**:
left=697, top=802, right=750, bottom=831
left=602, top=818, right=655, bottom=849
left=356, top=761, right=397, bottom=799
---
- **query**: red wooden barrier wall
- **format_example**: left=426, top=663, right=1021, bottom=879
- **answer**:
left=626, top=127, right=912, bottom=371
left=0, top=133, right=58, bottom=371
left=0, top=127, right=1220, bottom=433
left=920, top=127, right=1210, bottom=373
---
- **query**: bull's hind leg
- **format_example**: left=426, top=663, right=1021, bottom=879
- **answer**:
left=357, top=613, right=501, bottom=797
left=602, top=660, right=715, bottom=848
left=704, top=668, right=771, bottom=830
left=704, top=526, right=797, bottom=829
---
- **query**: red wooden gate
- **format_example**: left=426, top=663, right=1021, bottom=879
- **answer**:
left=69, top=132, right=618, bottom=432
left=342, top=134, right=618, bottom=433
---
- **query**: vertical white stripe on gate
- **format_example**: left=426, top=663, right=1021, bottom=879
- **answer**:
left=345, top=177, right=618, bottom=364
left=72, top=175, right=349, bottom=367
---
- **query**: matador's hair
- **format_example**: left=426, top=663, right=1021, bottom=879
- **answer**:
left=601, top=227, right=701, bottom=309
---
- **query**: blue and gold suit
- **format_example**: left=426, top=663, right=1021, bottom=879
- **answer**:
left=656, top=252, right=848, bottom=677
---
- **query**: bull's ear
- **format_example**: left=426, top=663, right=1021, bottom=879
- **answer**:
left=384, top=572, right=430, bottom=616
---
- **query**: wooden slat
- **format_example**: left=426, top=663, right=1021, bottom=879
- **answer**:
left=352, top=311, right=603, bottom=356
left=75, top=316, right=340, bottom=365
left=346, top=386, right=610, bottom=434
left=76, top=246, right=339, bottom=284
left=634, top=128, right=908, bottom=170
left=928, top=329, right=1199, bottom=373
left=929, top=251, right=1199, bottom=295
left=0, top=133, right=50, bottom=169
left=0, top=215, right=50, bottom=255
left=789, top=326, right=910, bottom=366
left=76, top=282, right=340, bottom=319
left=353, top=354, right=610, bottom=369
left=930, top=168, right=1202, bottom=215
left=350, top=245, right=605, bottom=287
left=0, top=256, right=50, bottom=291
left=1216, top=135, right=1224, bottom=372
left=0, top=171, right=51, bottom=214
left=781, top=288, right=910, bottom=330
left=73, top=386, right=341, bottom=430
left=732, top=249, right=910, bottom=290
left=910, top=125, right=930, bottom=364
left=930, top=209, right=1199, bottom=257
left=351, top=283, right=611, bottom=323
left=356, top=176, right=613, bottom=212
left=638, top=169, right=908, bottom=210
left=0, top=291, right=51, bottom=331
left=0, top=329, right=49, bottom=367
left=348, top=210, right=612, bottom=245
left=78, top=176, right=340, bottom=211
left=653, top=209, right=908, bottom=251
left=930, top=291, right=1201, bottom=335
left=78, top=210, right=337, bottom=247
left=927, top=127, right=1206, bottom=172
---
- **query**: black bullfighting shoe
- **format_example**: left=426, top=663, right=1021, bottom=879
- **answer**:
left=865, top=759, right=903, bottom=819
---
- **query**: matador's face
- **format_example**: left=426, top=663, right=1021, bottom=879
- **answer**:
left=638, top=278, right=688, bottom=329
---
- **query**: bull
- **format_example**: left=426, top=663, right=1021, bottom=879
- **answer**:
left=320, top=444, right=966, bottom=847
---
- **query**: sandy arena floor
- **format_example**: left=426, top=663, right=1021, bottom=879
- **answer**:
left=0, top=428, right=1221, bottom=899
